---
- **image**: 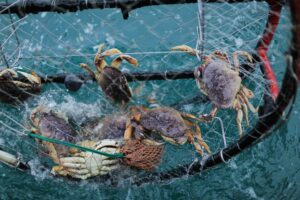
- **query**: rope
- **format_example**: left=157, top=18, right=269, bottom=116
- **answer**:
left=0, top=42, right=9, bottom=68
left=27, top=132, right=125, bottom=159
left=196, top=0, right=205, bottom=61
left=19, top=50, right=197, bottom=60
left=215, top=117, right=227, bottom=148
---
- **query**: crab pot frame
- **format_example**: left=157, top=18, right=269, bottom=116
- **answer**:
left=40, top=70, right=196, bottom=83
left=0, top=0, right=299, bottom=186
left=132, top=0, right=300, bottom=185
left=0, top=0, right=266, bottom=19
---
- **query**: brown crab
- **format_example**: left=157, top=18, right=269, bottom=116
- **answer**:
left=78, top=114, right=164, bottom=171
left=172, top=45, right=257, bottom=136
left=30, top=106, right=123, bottom=179
left=124, top=106, right=211, bottom=155
left=79, top=113, right=162, bottom=146
left=80, top=44, right=138, bottom=104
left=0, top=68, right=41, bottom=102
left=79, top=114, right=128, bottom=141
left=30, top=106, right=79, bottom=163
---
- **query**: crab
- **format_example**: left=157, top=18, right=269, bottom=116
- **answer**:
left=30, top=106, right=121, bottom=179
left=0, top=68, right=41, bottom=102
left=172, top=45, right=257, bottom=136
left=79, top=114, right=128, bottom=141
left=30, top=106, right=80, bottom=163
left=80, top=44, right=138, bottom=104
left=64, top=113, right=165, bottom=172
left=124, top=106, right=211, bottom=155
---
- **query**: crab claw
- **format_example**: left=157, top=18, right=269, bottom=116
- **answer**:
left=111, top=55, right=139, bottom=69
left=102, top=48, right=122, bottom=57
left=233, top=51, right=254, bottom=65
left=97, top=43, right=106, bottom=54
left=18, top=71, right=41, bottom=85
left=241, top=86, right=254, bottom=99
left=171, top=45, right=198, bottom=56
left=0, top=69, right=18, bottom=78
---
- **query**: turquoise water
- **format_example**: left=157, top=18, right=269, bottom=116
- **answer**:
left=0, top=2, right=299, bottom=199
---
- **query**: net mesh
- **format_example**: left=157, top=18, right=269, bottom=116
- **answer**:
left=120, top=139, right=164, bottom=171
left=0, top=0, right=292, bottom=185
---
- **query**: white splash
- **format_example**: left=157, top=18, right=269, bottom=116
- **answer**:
left=105, top=33, right=116, bottom=46
left=28, top=158, right=51, bottom=181
left=235, top=38, right=244, bottom=48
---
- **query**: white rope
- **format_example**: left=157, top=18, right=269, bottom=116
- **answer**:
left=215, top=117, right=227, bottom=148
left=196, top=0, right=205, bottom=61
left=220, top=149, right=229, bottom=164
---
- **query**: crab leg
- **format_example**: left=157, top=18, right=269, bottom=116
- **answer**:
left=181, top=112, right=205, bottom=123
left=210, top=50, right=230, bottom=63
left=241, top=102, right=249, bottom=127
left=186, top=130, right=203, bottom=155
left=232, top=51, right=253, bottom=73
left=199, top=105, right=218, bottom=122
left=237, top=94, right=249, bottom=127
left=80, top=63, right=96, bottom=79
left=241, top=85, right=254, bottom=99
left=171, top=45, right=198, bottom=56
left=124, top=120, right=134, bottom=141
left=240, top=90, right=258, bottom=113
left=236, top=109, right=244, bottom=137
left=94, top=44, right=107, bottom=71
left=12, top=81, right=32, bottom=88
left=45, top=142, right=61, bottom=164
left=31, top=128, right=61, bottom=163
left=184, top=119, right=211, bottom=154
left=194, top=123, right=211, bottom=154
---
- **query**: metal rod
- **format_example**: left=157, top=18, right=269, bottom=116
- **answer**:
left=0, top=149, right=29, bottom=171
left=0, top=0, right=266, bottom=19
left=41, top=70, right=195, bottom=83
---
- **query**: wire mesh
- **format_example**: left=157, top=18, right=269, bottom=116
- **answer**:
left=0, top=0, right=295, bottom=186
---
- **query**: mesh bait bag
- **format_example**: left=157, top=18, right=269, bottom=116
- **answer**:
left=120, top=139, right=164, bottom=171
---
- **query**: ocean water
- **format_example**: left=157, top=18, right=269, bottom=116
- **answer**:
left=0, top=2, right=299, bottom=199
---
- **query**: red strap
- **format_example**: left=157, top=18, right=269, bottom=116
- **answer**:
left=258, top=49, right=280, bottom=98
left=256, top=1, right=282, bottom=99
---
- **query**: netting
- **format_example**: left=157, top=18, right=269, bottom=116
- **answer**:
left=0, top=0, right=298, bottom=187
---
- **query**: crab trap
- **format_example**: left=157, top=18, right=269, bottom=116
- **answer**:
left=0, top=0, right=299, bottom=192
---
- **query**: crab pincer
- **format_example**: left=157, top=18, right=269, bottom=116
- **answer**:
left=0, top=68, right=41, bottom=102
left=80, top=44, right=138, bottom=104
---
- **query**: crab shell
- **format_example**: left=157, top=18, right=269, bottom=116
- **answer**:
left=97, top=66, right=131, bottom=104
left=196, top=60, right=241, bottom=108
left=137, top=107, right=190, bottom=144
left=80, top=115, right=127, bottom=140
left=0, top=69, right=41, bottom=102
left=30, top=107, right=78, bottom=156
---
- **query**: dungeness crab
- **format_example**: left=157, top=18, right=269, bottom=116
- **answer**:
left=30, top=106, right=121, bottom=179
left=80, top=44, right=138, bottom=104
left=124, top=106, right=211, bottom=155
left=0, top=68, right=41, bottom=102
left=172, top=45, right=257, bottom=136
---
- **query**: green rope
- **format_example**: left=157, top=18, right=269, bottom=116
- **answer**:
left=27, top=132, right=125, bottom=159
